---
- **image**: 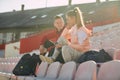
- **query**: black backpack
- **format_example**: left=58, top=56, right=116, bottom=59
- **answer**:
left=13, top=53, right=41, bottom=76
left=77, top=49, right=113, bottom=63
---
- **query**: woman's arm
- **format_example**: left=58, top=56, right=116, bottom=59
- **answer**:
left=67, top=39, right=90, bottom=52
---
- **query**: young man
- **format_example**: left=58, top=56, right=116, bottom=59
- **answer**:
left=39, top=15, right=65, bottom=63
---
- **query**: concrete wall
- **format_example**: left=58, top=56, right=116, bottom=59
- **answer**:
left=5, top=42, right=20, bottom=58
left=93, top=22, right=120, bottom=33
left=90, top=22, right=120, bottom=50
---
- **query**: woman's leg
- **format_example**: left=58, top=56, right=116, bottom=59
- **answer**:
left=62, top=45, right=83, bottom=62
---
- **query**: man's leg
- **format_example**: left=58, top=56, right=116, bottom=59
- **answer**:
left=40, top=36, right=67, bottom=63
left=55, top=48, right=65, bottom=63
left=51, top=48, right=61, bottom=60
left=51, top=36, right=68, bottom=60
left=48, top=47, right=55, bottom=57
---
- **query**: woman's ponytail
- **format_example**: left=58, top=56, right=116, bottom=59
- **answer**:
left=74, top=7, right=85, bottom=28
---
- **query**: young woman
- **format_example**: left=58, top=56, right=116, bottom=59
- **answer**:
left=61, top=7, right=92, bottom=62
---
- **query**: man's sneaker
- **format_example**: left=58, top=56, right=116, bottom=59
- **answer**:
left=40, top=55, right=54, bottom=64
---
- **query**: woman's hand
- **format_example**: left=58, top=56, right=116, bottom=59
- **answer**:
left=55, top=44, right=62, bottom=48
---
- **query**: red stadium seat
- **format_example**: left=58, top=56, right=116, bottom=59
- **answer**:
left=37, top=62, right=49, bottom=78
left=57, top=61, right=76, bottom=80
left=44, top=62, right=62, bottom=80
left=114, top=50, right=120, bottom=60
left=98, top=60, right=120, bottom=80
left=74, top=61, right=97, bottom=80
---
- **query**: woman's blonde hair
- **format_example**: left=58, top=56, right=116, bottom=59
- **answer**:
left=66, top=7, right=85, bottom=28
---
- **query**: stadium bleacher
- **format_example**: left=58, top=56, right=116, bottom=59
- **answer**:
left=0, top=45, right=120, bottom=80
left=0, top=58, right=120, bottom=80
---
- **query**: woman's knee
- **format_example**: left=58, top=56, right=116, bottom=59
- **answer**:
left=62, top=46, right=69, bottom=53
left=62, top=46, right=72, bottom=62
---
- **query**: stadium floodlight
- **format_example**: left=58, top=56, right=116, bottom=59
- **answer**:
left=31, top=16, right=37, bottom=19
left=88, top=11, right=95, bottom=14
left=57, top=13, right=64, bottom=16
left=41, top=15, right=47, bottom=18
